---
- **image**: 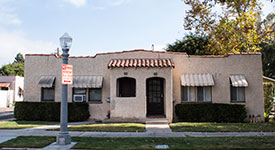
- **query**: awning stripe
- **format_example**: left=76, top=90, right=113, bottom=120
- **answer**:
left=38, top=76, right=55, bottom=88
left=230, top=75, right=248, bottom=87
left=181, top=73, right=214, bottom=86
left=72, top=76, right=103, bottom=88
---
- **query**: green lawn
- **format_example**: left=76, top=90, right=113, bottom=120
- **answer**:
left=170, top=122, right=275, bottom=132
left=1, top=136, right=275, bottom=149
left=0, top=136, right=55, bottom=148
left=0, top=121, right=57, bottom=129
left=50, top=123, right=146, bottom=132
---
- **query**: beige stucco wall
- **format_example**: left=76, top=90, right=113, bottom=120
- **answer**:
left=24, top=50, right=264, bottom=122
left=172, top=54, right=264, bottom=120
left=109, top=67, right=173, bottom=122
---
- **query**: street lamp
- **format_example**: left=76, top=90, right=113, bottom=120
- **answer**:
left=57, top=32, right=72, bottom=145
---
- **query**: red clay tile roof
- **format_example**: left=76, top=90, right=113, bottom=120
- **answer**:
left=108, top=58, right=175, bottom=68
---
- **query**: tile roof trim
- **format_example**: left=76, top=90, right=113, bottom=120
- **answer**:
left=25, top=49, right=261, bottom=58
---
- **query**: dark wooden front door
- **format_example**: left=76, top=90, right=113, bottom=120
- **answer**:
left=146, top=78, right=164, bottom=115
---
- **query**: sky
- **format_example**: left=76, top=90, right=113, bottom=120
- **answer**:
left=0, top=0, right=274, bottom=66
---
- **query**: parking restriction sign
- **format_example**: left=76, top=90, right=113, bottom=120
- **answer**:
left=62, top=64, right=73, bottom=85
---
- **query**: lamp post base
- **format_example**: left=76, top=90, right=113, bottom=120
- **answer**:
left=56, top=133, right=71, bottom=145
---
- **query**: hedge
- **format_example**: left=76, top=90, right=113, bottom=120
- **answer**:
left=14, top=102, right=90, bottom=122
left=175, top=103, right=247, bottom=122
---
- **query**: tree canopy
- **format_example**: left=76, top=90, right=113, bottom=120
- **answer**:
left=166, top=33, right=210, bottom=55
left=0, top=53, right=25, bottom=76
left=183, top=0, right=275, bottom=54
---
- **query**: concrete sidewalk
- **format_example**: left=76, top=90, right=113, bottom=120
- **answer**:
left=1, top=128, right=275, bottom=137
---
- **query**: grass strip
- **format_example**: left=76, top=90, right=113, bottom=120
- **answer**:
left=1, top=136, right=275, bottom=149
left=0, top=121, right=57, bottom=129
left=170, top=122, right=275, bottom=132
left=0, top=136, right=55, bottom=148
left=49, top=123, right=146, bottom=132
left=72, top=136, right=275, bottom=150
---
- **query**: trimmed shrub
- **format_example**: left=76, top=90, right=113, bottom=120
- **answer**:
left=175, top=103, right=247, bottom=122
left=14, top=102, right=90, bottom=122
left=263, top=82, right=274, bottom=122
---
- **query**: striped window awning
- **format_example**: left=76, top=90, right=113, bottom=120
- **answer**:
left=230, top=75, right=248, bottom=87
left=108, top=58, right=175, bottom=68
left=38, top=76, right=55, bottom=88
left=72, top=76, right=103, bottom=88
left=181, top=73, right=214, bottom=86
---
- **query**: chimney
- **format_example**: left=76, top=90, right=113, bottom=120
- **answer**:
left=152, top=44, right=154, bottom=50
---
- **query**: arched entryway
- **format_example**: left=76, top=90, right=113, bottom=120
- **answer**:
left=146, top=77, right=165, bottom=116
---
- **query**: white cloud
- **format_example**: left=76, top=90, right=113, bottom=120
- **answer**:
left=64, top=0, right=86, bottom=7
left=0, top=27, right=57, bottom=66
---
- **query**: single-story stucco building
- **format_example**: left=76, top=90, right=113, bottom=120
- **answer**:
left=23, top=49, right=264, bottom=122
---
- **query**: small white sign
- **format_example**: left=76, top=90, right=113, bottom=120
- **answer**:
left=62, top=64, right=73, bottom=85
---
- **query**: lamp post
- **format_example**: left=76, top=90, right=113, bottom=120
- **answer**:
left=57, top=32, right=72, bottom=145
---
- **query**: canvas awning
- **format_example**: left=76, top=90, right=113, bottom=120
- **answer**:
left=230, top=75, right=248, bottom=87
left=72, top=76, right=103, bottom=88
left=38, top=76, right=55, bottom=88
left=181, top=73, right=214, bottom=86
left=108, top=58, right=175, bottom=68
left=0, top=82, right=10, bottom=88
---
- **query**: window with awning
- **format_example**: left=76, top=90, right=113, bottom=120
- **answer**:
left=72, top=76, right=103, bottom=102
left=181, top=73, right=214, bottom=102
left=38, top=76, right=55, bottom=101
left=230, top=75, right=248, bottom=102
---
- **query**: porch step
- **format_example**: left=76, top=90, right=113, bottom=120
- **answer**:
left=145, top=118, right=169, bottom=124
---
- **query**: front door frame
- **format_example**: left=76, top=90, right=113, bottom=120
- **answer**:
left=146, top=77, right=165, bottom=116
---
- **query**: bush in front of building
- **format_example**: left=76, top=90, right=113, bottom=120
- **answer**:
left=14, top=102, right=90, bottom=122
left=175, top=103, right=247, bottom=122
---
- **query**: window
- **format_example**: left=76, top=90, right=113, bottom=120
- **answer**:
left=41, top=87, right=55, bottom=101
left=181, top=86, right=211, bottom=102
left=117, top=77, right=136, bottom=97
left=73, top=88, right=86, bottom=102
left=73, top=88, right=102, bottom=102
left=231, top=86, right=245, bottom=102
left=88, top=88, right=102, bottom=101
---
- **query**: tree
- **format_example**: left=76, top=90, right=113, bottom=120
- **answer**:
left=261, top=41, right=275, bottom=79
left=183, top=0, right=275, bottom=54
left=166, top=33, right=211, bottom=55
left=263, top=82, right=274, bottom=121
left=0, top=63, right=24, bottom=76
left=0, top=53, right=24, bottom=76
left=14, top=53, right=24, bottom=63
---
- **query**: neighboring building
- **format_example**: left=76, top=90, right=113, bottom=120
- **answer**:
left=24, top=50, right=264, bottom=122
left=0, top=76, right=24, bottom=107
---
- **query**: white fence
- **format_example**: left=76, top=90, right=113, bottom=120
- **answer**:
left=0, top=90, right=14, bottom=108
